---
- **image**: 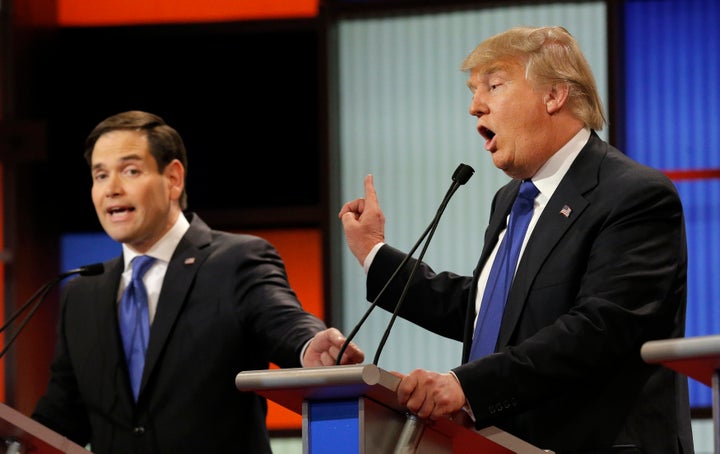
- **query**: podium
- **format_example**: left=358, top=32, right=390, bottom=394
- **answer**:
left=0, top=402, right=88, bottom=453
left=235, top=364, right=550, bottom=454
left=641, top=334, right=720, bottom=454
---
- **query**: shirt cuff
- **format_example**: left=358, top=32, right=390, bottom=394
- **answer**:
left=363, top=242, right=385, bottom=274
left=300, top=338, right=312, bottom=367
left=449, top=370, right=476, bottom=422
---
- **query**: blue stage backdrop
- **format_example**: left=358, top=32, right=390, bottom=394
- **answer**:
left=624, top=0, right=720, bottom=408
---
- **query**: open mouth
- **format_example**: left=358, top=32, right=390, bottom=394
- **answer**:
left=479, top=126, right=498, bottom=151
left=479, top=126, right=496, bottom=141
left=108, top=207, right=134, bottom=215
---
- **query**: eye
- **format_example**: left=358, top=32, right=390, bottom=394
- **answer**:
left=123, top=165, right=142, bottom=177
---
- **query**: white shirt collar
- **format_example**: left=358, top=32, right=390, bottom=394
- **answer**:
left=530, top=127, right=591, bottom=202
left=122, top=212, right=191, bottom=269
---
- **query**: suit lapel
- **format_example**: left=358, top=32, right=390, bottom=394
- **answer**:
left=496, top=134, right=605, bottom=348
left=476, top=180, right=520, bottom=275
left=101, top=258, right=125, bottom=366
left=83, top=257, right=135, bottom=409
left=139, top=214, right=213, bottom=397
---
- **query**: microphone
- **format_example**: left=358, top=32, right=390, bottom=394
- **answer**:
left=336, top=163, right=474, bottom=366
left=57, top=262, right=105, bottom=279
left=0, top=262, right=104, bottom=359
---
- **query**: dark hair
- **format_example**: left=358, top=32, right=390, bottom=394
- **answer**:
left=84, top=110, right=189, bottom=209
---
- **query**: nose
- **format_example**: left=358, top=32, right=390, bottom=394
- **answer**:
left=469, top=91, right=487, bottom=118
left=104, top=173, right=123, bottom=197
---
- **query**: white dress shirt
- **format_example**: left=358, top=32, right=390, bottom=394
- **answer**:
left=119, top=213, right=190, bottom=324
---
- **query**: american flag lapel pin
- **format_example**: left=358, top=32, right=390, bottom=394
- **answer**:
left=184, top=257, right=196, bottom=265
left=559, top=205, right=572, bottom=218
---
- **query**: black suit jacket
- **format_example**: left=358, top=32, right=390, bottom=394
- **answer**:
left=33, top=213, right=326, bottom=453
left=368, top=133, right=694, bottom=454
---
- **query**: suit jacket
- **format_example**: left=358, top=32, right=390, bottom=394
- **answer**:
left=33, top=213, right=326, bottom=453
left=368, top=133, right=694, bottom=454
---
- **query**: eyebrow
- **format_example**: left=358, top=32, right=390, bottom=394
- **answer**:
left=91, top=154, right=144, bottom=172
left=466, top=64, right=510, bottom=89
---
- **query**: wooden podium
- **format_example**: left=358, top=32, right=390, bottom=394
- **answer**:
left=641, top=334, right=720, bottom=454
left=0, top=402, right=88, bottom=453
left=235, top=364, right=550, bottom=454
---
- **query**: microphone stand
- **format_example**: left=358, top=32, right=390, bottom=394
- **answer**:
left=336, top=164, right=474, bottom=366
left=392, top=413, right=425, bottom=454
left=372, top=178, right=462, bottom=365
left=0, top=263, right=104, bottom=359
left=0, top=278, right=61, bottom=359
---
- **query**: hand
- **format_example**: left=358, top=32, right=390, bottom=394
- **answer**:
left=338, top=174, right=386, bottom=265
left=303, top=327, right=365, bottom=366
left=391, top=369, right=467, bottom=421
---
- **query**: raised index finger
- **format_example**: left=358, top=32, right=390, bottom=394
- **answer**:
left=364, top=174, right=380, bottom=207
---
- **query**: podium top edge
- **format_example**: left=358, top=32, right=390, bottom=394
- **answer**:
left=641, top=335, right=720, bottom=363
left=234, top=364, right=398, bottom=392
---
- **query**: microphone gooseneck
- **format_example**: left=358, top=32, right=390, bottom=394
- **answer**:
left=0, top=263, right=105, bottom=359
left=336, top=163, right=474, bottom=366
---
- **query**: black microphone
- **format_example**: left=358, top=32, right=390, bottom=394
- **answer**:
left=57, top=262, right=105, bottom=279
left=0, top=262, right=104, bottom=359
left=336, top=163, right=474, bottom=366
left=451, top=163, right=474, bottom=185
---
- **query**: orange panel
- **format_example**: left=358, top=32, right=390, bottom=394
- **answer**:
left=242, top=228, right=324, bottom=431
left=58, top=0, right=319, bottom=26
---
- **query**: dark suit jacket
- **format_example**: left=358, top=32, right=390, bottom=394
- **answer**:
left=368, top=133, right=694, bottom=454
left=33, top=213, right=326, bottom=453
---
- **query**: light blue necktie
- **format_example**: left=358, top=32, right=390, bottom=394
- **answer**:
left=469, top=180, right=539, bottom=361
left=119, top=255, right=155, bottom=401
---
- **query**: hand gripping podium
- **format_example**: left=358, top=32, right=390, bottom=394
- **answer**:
left=641, top=334, right=720, bottom=454
left=0, top=402, right=88, bottom=453
left=235, top=364, right=549, bottom=454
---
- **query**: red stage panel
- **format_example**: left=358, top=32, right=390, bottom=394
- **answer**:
left=58, top=0, right=319, bottom=26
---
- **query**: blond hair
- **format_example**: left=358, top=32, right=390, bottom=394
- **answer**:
left=461, top=26, right=606, bottom=130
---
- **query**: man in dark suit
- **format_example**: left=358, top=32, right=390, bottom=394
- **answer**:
left=338, top=26, right=694, bottom=453
left=32, top=110, right=364, bottom=453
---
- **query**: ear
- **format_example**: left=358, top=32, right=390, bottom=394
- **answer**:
left=544, top=82, right=570, bottom=115
left=164, top=159, right=185, bottom=202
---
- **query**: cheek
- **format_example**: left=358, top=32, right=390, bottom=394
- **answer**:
left=145, top=182, right=172, bottom=208
left=91, top=186, right=103, bottom=206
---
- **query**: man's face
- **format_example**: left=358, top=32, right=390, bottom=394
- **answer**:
left=466, top=60, right=555, bottom=180
left=90, top=130, right=181, bottom=253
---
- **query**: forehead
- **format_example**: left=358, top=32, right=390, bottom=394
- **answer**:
left=467, top=60, right=524, bottom=85
left=92, top=130, right=150, bottom=162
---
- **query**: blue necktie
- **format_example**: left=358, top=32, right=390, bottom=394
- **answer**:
left=120, top=255, right=155, bottom=401
left=469, top=180, right=539, bottom=361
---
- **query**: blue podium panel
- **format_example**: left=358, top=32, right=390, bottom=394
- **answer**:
left=236, top=365, right=538, bottom=453
left=306, top=400, right=360, bottom=454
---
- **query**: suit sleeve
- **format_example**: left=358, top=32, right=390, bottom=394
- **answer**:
left=234, top=236, right=327, bottom=368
